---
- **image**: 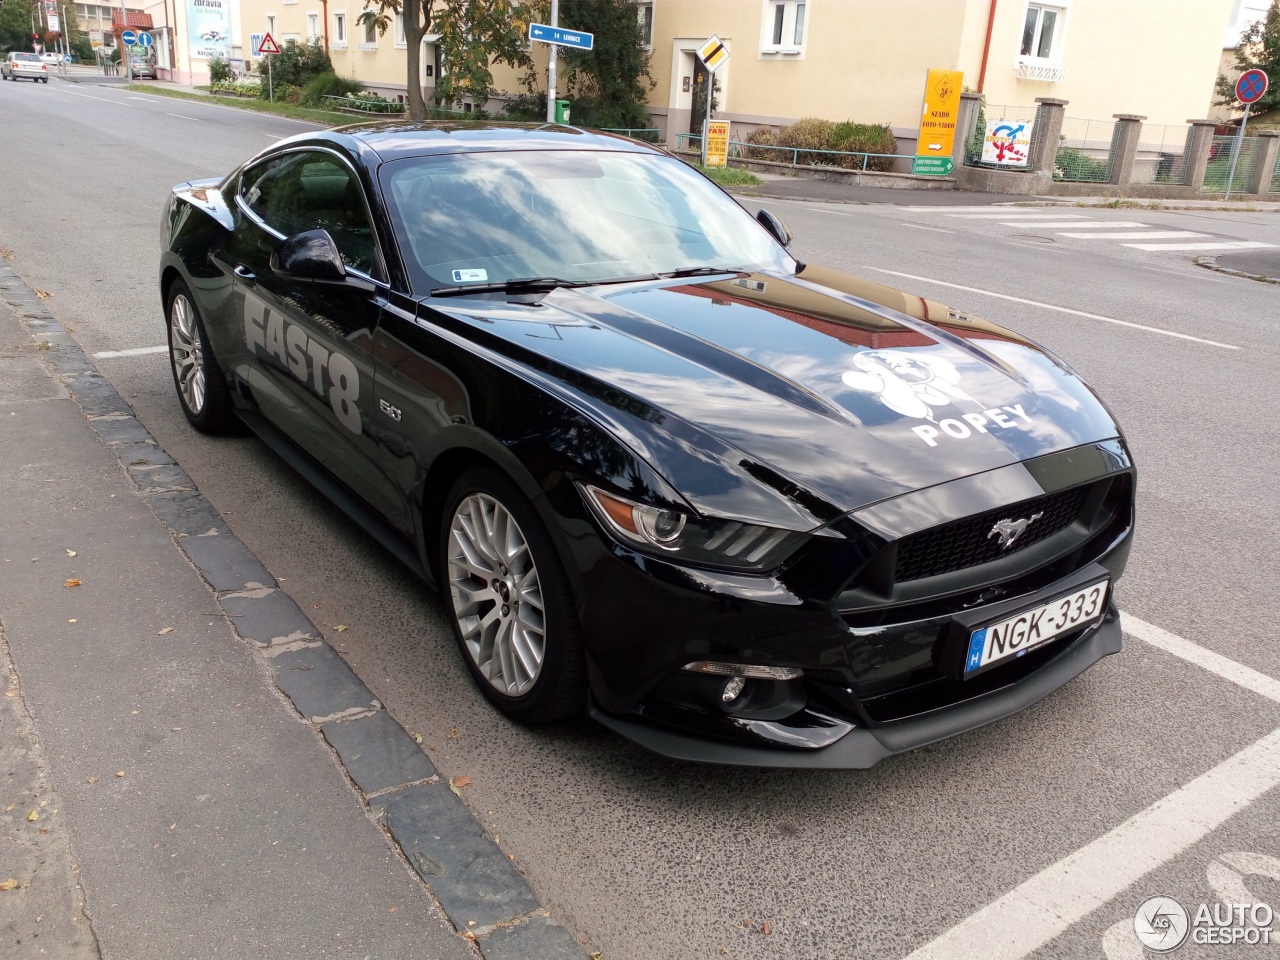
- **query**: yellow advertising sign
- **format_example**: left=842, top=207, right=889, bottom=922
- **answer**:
left=705, top=120, right=730, bottom=167
left=917, top=68, right=963, bottom=159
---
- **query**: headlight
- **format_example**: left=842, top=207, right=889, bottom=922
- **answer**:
left=580, top=484, right=805, bottom=572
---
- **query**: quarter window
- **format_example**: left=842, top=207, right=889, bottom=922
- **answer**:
left=334, top=12, right=346, bottom=43
left=1020, top=3, right=1064, bottom=60
left=637, top=1, right=652, bottom=47
left=240, top=152, right=379, bottom=277
left=307, top=12, right=318, bottom=37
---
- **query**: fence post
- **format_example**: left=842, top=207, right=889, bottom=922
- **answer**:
left=1107, top=114, right=1146, bottom=188
left=954, top=91, right=983, bottom=171
left=1029, top=97, right=1068, bottom=180
left=1183, top=119, right=1219, bottom=190
left=1245, top=131, right=1280, bottom=196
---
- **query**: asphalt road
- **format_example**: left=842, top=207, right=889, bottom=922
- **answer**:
left=3, top=79, right=1280, bottom=960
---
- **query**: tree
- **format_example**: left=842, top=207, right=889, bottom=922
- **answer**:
left=1, top=0, right=37, bottom=54
left=357, top=0, right=530, bottom=121
left=1216, top=0, right=1280, bottom=116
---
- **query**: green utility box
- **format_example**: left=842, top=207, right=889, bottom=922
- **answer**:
left=554, top=100, right=571, bottom=124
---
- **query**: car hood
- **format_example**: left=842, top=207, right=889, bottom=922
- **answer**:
left=426, top=267, right=1121, bottom=530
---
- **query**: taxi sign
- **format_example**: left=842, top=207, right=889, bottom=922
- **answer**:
left=258, top=31, right=281, bottom=55
left=697, top=34, right=729, bottom=72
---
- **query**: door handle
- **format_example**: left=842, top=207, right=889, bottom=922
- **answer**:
left=233, top=264, right=257, bottom=283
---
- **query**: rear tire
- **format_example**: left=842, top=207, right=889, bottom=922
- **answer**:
left=166, top=279, right=238, bottom=434
left=440, top=468, right=586, bottom=725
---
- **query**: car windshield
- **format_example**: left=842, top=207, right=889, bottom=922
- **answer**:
left=15, top=53, right=40, bottom=62
left=379, top=149, right=795, bottom=293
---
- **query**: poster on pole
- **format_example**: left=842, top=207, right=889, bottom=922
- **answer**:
left=47, top=12, right=60, bottom=33
left=187, top=0, right=230, bottom=61
left=980, top=117, right=1034, bottom=167
left=705, top=120, right=730, bottom=168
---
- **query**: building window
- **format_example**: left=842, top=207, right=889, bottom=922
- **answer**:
left=266, top=14, right=276, bottom=35
left=394, top=13, right=405, bottom=46
left=307, top=12, right=318, bottom=37
left=362, top=16, right=377, bottom=45
left=1019, top=3, right=1065, bottom=61
left=760, top=0, right=807, bottom=55
left=637, top=1, right=652, bottom=48
left=333, top=11, right=346, bottom=46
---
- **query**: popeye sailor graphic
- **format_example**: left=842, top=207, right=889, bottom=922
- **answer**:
left=841, top=350, right=973, bottom=420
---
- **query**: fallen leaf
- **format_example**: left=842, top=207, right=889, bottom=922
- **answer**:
left=447, top=726, right=458, bottom=739
left=64, top=578, right=81, bottom=588
left=334, top=624, right=348, bottom=632
left=131, top=710, right=139, bottom=715
left=461, top=931, right=477, bottom=942
left=0, top=879, right=18, bottom=891
left=34, top=289, right=51, bottom=299
left=427, top=743, right=437, bottom=751
left=115, top=771, right=125, bottom=779
left=68, top=619, right=77, bottom=623
left=448, top=775, right=472, bottom=796
left=4, top=803, right=14, bottom=812
left=412, top=732, right=423, bottom=743
left=85, top=776, right=98, bottom=785
left=65, top=549, right=76, bottom=557
left=26, top=810, right=38, bottom=822
left=170, top=823, right=176, bottom=830
left=762, top=922, right=772, bottom=936
left=387, top=906, right=397, bottom=913
left=157, top=627, right=173, bottom=635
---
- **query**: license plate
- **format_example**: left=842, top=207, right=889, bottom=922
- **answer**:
left=964, top=579, right=1109, bottom=677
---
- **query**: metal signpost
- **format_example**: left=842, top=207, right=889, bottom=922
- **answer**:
left=259, top=31, right=281, bottom=101
left=695, top=34, right=729, bottom=167
left=1225, top=68, right=1269, bottom=199
left=121, top=27, right=136, bottom=79
left=528, top=1, right=594, bottom=124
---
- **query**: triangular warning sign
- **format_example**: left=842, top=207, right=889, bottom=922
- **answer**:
left=259, top=32, right=281, bottom=54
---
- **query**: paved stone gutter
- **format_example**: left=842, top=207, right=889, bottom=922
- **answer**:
left=0, top=261, right=590, bottom=960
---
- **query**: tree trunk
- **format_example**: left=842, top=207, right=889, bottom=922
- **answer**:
left=403, top=0, right=431, bottom=120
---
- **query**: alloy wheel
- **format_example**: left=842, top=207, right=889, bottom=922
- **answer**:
left=169, top=293, right=206, bottom=416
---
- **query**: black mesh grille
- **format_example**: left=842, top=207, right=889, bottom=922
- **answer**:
left=894, top=485, right=1091, bottom=583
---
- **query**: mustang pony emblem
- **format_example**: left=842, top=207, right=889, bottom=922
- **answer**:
left=988, top=512, right=1044, bottom=550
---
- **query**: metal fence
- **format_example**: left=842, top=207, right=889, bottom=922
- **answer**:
left=323, top=95, right=405, bottom=114
left=1055, top=116, right=1117, bottom=183
left=674, top=132, right=913, bottom=172
left=1202, top=134, right=1264, bottom=193
left=1272, top=149, right=1280, bottom=193
left=598, top=127, right=662, bottom=143
left=1130, top=122, right=1191, bottom=186
left=963, top=102, right=1041, bottom=170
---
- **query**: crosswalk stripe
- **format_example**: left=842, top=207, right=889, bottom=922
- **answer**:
left=899, top=205, right=1042, bottom=212
left=943, top=212, right=1091, bottom=219
left=1003, top=221, right=1148, bottom=229
left=1123, top=240, right=1278, bottom=251
left=1057, top=231, right=1210, bottom=240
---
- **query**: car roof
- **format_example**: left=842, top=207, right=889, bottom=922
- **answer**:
left=331, top=122, right=665, bottom=162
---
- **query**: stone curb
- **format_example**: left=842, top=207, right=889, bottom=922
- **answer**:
left=1193, top=254, right=1280, bottom=285
left=0, top=263, right=591, bottom=960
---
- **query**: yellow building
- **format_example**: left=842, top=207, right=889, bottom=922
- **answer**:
left=642, top=0, right=1237, bottom=144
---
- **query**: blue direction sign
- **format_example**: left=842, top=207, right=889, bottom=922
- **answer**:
left=138, top=31, right=153, bottom=47
left=1236, top=69, right=1268, bottom=104
left=527, top=22, right=594, bottom=51
left=62, top=53, right=71, bottom=62
left=121, top=28, right=137, bottom=45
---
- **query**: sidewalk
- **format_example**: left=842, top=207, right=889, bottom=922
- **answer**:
left=0, top=266, right=581, bottom=956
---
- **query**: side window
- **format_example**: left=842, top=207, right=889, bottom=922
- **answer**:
left=239, top=151, right=379, bottom=277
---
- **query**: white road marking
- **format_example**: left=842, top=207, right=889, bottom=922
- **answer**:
left=896, top=222, right=954, bottom=233
left=864, top=267, right=1241, bottom=350
left=1004, top=221, right=1148, bottom=229
left=128, top=95, right=162, bottom=102
left=54, top=87, right=124, bottom=105
left=1125, top=240, right=1277, bottom=251
left=93, top=345, right=168, bottom=359
left=165, top=112, right=202, bottom=121
left=1057, top=231, right=1211, bottom=240
left=944, top=212, right=1091, bottom=219
left=900, top=205, right=1043, bottom=212
left=1123, top=614, right=1280, bottom=704
left=903, top=617, right=1280, bottom=960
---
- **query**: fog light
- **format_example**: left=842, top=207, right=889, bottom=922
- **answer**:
left=721, top=676, right=747, bottom=702
left=683, top=661, right=803, bottom=680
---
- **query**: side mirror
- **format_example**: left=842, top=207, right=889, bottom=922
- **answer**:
left=271, top=229, right=347, bottom=282
left=756, top=209, right=792, bottom=248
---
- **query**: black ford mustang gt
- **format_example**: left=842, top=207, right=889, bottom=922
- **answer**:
left=158, top=123, right=1134, bottom=768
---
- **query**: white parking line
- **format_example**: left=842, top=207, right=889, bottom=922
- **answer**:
left=864, top=267, right=1241, bottom=350
left=902, top=618, right=1280, bottom=960
left=1057, top=231, right=1211, bottom=240
left=93, top=345, right=168, bottom=359
left=165, top=112, right=202, bottom=121
left=896, top=222, right=954, bottom=233
left=1125, top=240, right=1277, bottom=251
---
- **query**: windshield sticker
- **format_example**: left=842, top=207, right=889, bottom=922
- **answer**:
left=840, top=349, right=1034, bottom=446
left=452, top=269, right=488, bottom=283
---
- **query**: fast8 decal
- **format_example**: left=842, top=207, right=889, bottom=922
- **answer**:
left=243, top=292, right=362, bottom=434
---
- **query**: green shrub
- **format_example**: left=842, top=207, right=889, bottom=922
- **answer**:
left=1054, top=147, right=1108, bottom=181
left=300, top=71, right=364, bottom=106
left=503, top=92, right=546, bottom=121
left=742, top=126, right=780, bottom=161
left=208, top=54, right=231, bottom=83
left=830, top=121, right=899, bottom=171
left=777, top=116, right=836, bottom=164
left=258, top=39, right=331, bottom=97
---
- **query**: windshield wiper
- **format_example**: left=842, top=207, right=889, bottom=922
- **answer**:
left=660, top=266, right=744, bottom=279
left=430, top=277, right=587, bottom=298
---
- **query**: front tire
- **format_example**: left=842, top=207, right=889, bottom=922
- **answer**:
left=440, top=468, right=585, bottom=725
left=166, top=279, right=237, bottom=434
